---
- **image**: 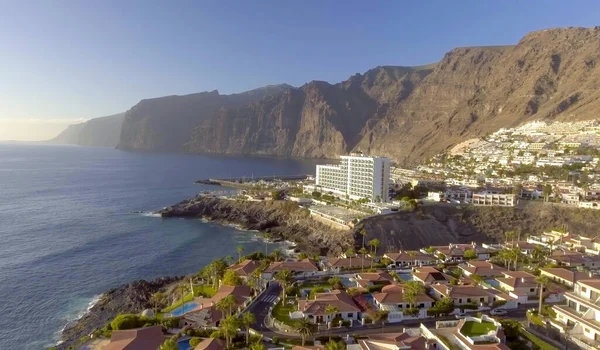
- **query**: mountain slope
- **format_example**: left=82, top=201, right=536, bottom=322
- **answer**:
left=49, top=113, right=125, bottom=147
left=117, top=27, right=600, bottom=164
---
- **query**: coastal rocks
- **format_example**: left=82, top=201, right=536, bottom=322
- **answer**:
left=57, top=276, right=181, bottom=350
left=156, top=197, right=354, bottom=255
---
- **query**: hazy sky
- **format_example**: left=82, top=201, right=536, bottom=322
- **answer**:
left=1, top=1, right=599, bottom=140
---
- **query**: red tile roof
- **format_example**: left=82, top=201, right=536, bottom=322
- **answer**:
left=102, top=326, right=164, bottom=350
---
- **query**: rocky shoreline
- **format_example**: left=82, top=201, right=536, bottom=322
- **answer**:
left=56, top=277, right=181, bottom=350
left=156, top=195, right=355, bottom=255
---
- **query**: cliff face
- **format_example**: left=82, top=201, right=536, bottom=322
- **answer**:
left=117, top=27, right=600, bottom=164
left=49, top=113, right=125, bottom=147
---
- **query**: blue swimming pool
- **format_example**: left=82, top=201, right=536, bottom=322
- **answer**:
left=178, top=338, right=192, bottom=350
left=169, top=301, right=199, bottom=317
left=398, top=273, right=413, bottom=281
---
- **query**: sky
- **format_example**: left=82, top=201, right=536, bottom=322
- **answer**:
left=1, top=1, right=599, bottom=140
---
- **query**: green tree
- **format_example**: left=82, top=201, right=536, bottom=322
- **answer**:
left=463, top=249, right=477, bottom=260
left=175, top=283, right=188, bottom=312
left=345, top=248, right=355, bottom=269
left=295, top=317, right=317, bottom=346
left=360, top=229, right=368, bottom=249
left=216, top=295, right=237, bottom=317
left=274, top=269, right=293, bottom=304
left=270, top=249, right=283, bottom=262
left=250, top=342, right=267, bottom=350
left=220, top=315, right=240, bottom=348
left=222, top=270, right=243, bottom=286
left=241, top=312, right=255, bottom=345
left=328, top=276, right=343, bottom=290
left=535, top=275, right=549, bottom=316
left=325, top=338, right=346, bottom=350
left=368, top=239, right=381, bottom=269
left=159, top=338, right=179, bottom=350
left=189, top=337, right=202, bottom=347
left=236, top=245, right=244, bottom=264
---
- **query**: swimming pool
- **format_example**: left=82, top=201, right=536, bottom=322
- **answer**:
left=169, top=301, right=199, bottom=317
left=177, top=338, right=192, bottom=350
left=398, top=273, right=413, bottom=281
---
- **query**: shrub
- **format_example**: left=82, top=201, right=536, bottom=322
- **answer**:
left=366, top=285, right=383, bottom=293
left=210, top=330, right=223, bottom=339
left=492, top=300, right=507, bottom=309
left=189, top=337, right=202, bottom=347
left=404, top=308, right=420, bottom=317
left=341, top=320, right=351, bottom=327
left=110, top=314, right=160, bottom=330
left=162, top=317, right=180, bottom=329
left=272, top=336, right=280, bottom=345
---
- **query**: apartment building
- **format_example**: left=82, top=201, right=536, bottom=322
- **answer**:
left=315, top=153, right=391, bottom=202
left=552, top=279, right=600, bottom=347
left=471, top=193, right=516, bottom=207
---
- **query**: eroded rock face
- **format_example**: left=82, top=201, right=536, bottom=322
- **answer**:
left=117, top=27, right=600, bottom=165
left=57, top=277, right=181, bottom=350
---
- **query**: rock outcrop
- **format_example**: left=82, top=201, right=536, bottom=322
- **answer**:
left=157, top=196, right=354, bottom=255
left=57, top=276, right=181, bottom=350
left=115, top=27, right=600, bottom=164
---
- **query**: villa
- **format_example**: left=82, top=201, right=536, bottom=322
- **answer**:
left=354, top=271, right=395, bottom=289
left=355, top=331, right=435, bottom=350
left=412, top=266, right=452, bottom=285
left=180, top=285, right=252, bottom=328
left=263, top=259, right=320, bottom=279
left=229, top=259, right=260, bottom=281
left=383, top=251, right=437, bottom=267
left=430, top=316, right=510, bottom=350
left=323, top=255, right=372, bottom=273
left=372, top=284, right=434, bottom=323
left=551, top=279, right=600, bottom=348
left=102, top=325, right=165, bottom=350
left=549, top=250, right=600, bottom=268
left=496, top=271, right=541, bottom=304
left=297, top=290, right=361, bottom=324
left=430, top=284, right=491, bottom=307
left=459, top=261, right=507, bottom=279
left=539, top=267, right=595, bottom=288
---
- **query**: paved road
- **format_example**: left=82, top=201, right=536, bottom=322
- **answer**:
left=248, top=283, right=282, bottom=333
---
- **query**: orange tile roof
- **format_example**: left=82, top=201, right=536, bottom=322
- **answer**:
left=102, top=326, right=165, bottom=350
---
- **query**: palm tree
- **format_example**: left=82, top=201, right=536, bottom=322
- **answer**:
left=220, top=315, right=240, bottom=348
left=250, top=342, right=266, bottom=350
left=328, top=276, right=343, bottom=290
left=236, top=245, right=244, bottom=264
left=274, top=269, right=293, bottom=305
left=403, top=281, right=425, bottom=310
left=369, top=239, right=380, bottom=269
left=159, top=338, right=179, bottom=350
left=175, top=284, right=189, bottom=314
left=358, top=247, right=368, bottom=272
left=345, top=248, right=355, bottom=269
left=324, top=304, right=338, bottom=327
left=216, top=295, right=237, bottom=317
left=150, top=292, right=166, bottom=313
left=271, top=249, right=283, bottom=262
left=373, top=310, right=389, bottom=332
left=241, top=312, right=255, bottom=345
left=295, top=317, right=317, bottom=346
left=535, top=275, right=549, bottom=316
left=360, top=229, right=368, bottom=249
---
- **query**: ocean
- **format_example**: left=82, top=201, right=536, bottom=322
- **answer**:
left=0, top=144, right=324, bottom=350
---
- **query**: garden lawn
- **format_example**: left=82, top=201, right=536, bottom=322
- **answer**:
left=162, top=284, right=216, bottom=313
left=273, top=301, right=299, bottom=327
left=521, top=330, right=559, bottom=350
left=460, top=321, right=497, bottom=337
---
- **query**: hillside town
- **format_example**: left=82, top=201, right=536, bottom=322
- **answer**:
left=85, top=226, right=600, bottom=350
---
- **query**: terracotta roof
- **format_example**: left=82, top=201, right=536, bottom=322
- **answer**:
left=432, top=284, right=490, bottom=299
left=102, top=326, right=164, bottom=350
left=372, top=284, right=434, bottom=305
left=412, top=267, right=451, bottom=284
left=327, top=256, right=372, bottom=268
left=506, top=241, right=537, bottom=250
left=229, top=260, right=260, bottom=277
left=195, top=338, right=225, bottom=350
left=266, top=259, right=319, bottom=273
left=502, top=271, right=535, bottom=279
left=299, top=290, right=360, bottom=315
left=461, top=262, right=506, bottom=277
left=579, top=279, right=600, bottom=291
left=359, top=332, right=429, bottom=350
left=539, top=268, right=594, bottom=284
left=383, top=251, right=435, bottom=262
left=356, top=271, right=394, bottom=282
left=182, top=285, right=252, bottom=324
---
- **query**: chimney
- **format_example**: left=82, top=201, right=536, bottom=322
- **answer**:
left=521, top=277, right=526, bottom=283
left=590, top=271, right=593, bottom=278
left=211, top=301, right=215, bottom=307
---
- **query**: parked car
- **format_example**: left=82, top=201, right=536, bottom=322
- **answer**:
left=455, top=311, right=468, bottom=319
left=490, top=308, right=508, bottom=316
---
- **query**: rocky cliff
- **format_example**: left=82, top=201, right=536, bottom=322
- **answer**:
left=49, top=113, right=125, bottom=147
left=116, top=27, right=600, bottom=164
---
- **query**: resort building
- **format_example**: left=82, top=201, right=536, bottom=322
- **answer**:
left=355, top=331, right=435, bottom=350
left=430, top=316, right=510, bottom=350
left=552, top=279, right=600, bottom=348
left=322, top=255, right=372, bottom=273
left=263, top=259, right=320, bottom=279
left=315, top=153, right=391, bottom=202
left=383, top=251, right=437, bottom=267
left=459, top=261, right=507, bottom=279
left=539, top=268, right=594, bottom=288
left=471, top=193, right=516, bottom=207
left=430, top=285, right=491, bottom=307
left=412, top=266, right=452, bottom=285
left=180, top=285, right=252, bottom=328
left=228, top=259, right=260, bottom=281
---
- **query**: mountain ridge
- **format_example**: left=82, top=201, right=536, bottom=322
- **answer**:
left=48, top=112, right=125, bottom=147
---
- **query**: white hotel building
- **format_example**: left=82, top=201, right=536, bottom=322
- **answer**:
left=315, top=153, right=391, bottom=202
